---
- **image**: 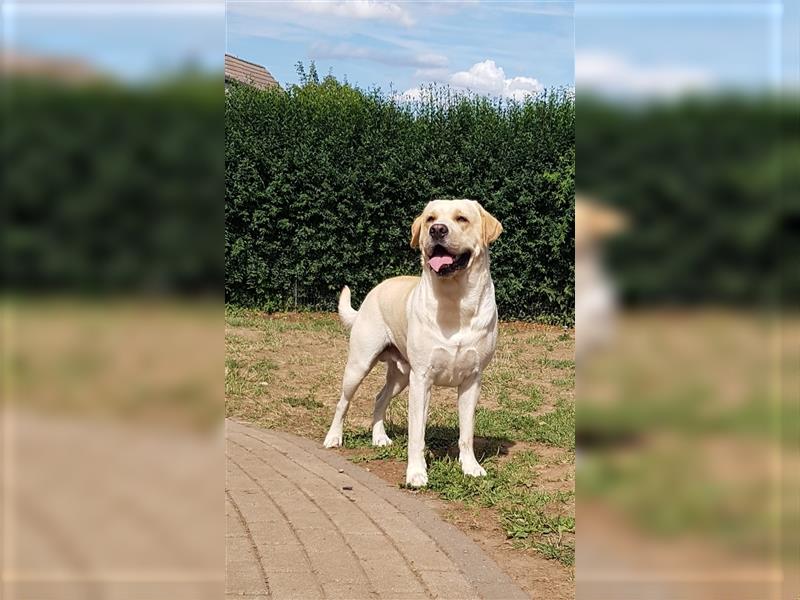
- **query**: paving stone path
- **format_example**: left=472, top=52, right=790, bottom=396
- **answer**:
left=226, top=420, right=529, bottom=600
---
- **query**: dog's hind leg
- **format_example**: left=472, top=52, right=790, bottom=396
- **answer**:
left=323, top=325, right=386, bottom=449
left=371, top=360, right=409, bottom=447
left=323, top=355, right=374, bottom=448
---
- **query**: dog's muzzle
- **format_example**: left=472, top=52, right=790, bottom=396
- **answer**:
left=427, top=245, right=471, bottom=276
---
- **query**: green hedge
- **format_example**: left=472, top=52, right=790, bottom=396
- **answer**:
left=577, top=95, right=794, bottom=306
left=3, top=77, right=222, bottom=293
left=225, top=78, right=575, bottom=323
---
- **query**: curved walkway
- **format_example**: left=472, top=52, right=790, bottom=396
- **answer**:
left=226, top=420, right=529, bottom=600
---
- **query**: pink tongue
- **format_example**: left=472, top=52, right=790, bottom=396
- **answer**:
left=429, top=255, right=454, bottom=272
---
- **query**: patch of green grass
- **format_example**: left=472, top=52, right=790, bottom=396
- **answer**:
left=475, top=407, right=538, bottom=442
left=525, top=333, right=548, bottom=346
left=225, top=356, right=248, bottom=398
left=282, top=394, right=323, bottom=409
left=538, top=357, right=575, bottom=370
left=226, top=306, right=343, bottom=339
left=531, top=540, right=575, bottom=566
left=579, top=445, right=792, bottom=559
left=551, top=377, right=574, bottom=388
left=557, top=333, right=572, bottom=342
left=498, top=385, right=543, bottom=413
left=352, top=443, right=409, bottom=463
left=224, top=305, right=254, bottom=328
left=485, top=368, right=515, bottom=385
left=425, top=452, right=575, bottom=566
left=524, top=385, right=545, bottom=410
left=251, top=359, right=278, bottom=380
left=473, top=395, right=574, bottom=451
left=502, top=505, right=574, bottom=539
left=579, top=386, right=789, bottom=447
left=482, top=368, right=515, bottom=397
left=531, top=400, right=575, bottom=450
left=342, top=429, right=375, bottom=448
left=428, top=458, right=509, bottom=506
left=344, top=427, right=411, bottom=462
left=224, top=353, right=278, bottom=399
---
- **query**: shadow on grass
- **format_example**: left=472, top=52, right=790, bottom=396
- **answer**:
left=342, top=423, right=515, bottom=463
left=425, top=424, right=516, bottom=461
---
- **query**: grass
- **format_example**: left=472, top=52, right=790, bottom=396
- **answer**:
left=225, top=307, right=576, bottom=569
left=537, top=357, right=575, bottom=370
left=577, top=310, right=798, bottom=564
left=282, top=394, right=323, bottom=409
left=425, top=452, right=575, bottom=565
left=8, top=298, right=222, bottom=431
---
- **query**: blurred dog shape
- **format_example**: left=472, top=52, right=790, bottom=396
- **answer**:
left=575, top=195, right=627, bottom=365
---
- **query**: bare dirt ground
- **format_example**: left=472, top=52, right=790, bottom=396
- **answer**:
left=226, top=309, right=576, bottom=600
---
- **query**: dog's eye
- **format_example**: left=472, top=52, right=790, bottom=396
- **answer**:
left=456, top=216, right=469, bottom=223
left=426, top=216, right=435, bottom=223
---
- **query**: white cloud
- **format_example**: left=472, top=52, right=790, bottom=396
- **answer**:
left=576, top=50, right=715, bottom=98
left=415, top=52, right=449, bottom=68
left=310, top=42, right=447, bottom=69
left=398, top=60, right=543, bottom=101
left=395, top=87, right=425, bottom=102
left=449, top=60, right=543, bottom=100
left=298, top=1, right=414, bottom=27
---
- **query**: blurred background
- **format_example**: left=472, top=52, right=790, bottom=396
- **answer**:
left=575, top=0, right=798, bottom=598
left=3, top=0, right=798, bottom=598
left=2, top=0, right=224, bottom=598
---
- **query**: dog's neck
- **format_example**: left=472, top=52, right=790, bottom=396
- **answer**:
left=419, top=251, right=495, bottom=334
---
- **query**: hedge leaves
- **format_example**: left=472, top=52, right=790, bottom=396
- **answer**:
left=226, top=78, right=575, bottom=323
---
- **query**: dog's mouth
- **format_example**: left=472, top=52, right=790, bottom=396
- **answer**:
left=427, top=245, right=471, bottom=276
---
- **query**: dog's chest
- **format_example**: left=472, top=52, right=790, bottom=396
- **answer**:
left=423, top=330, right=495, bottom=386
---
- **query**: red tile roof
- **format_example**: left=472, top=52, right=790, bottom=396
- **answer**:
left=224, top=54, right=278, bottom=90
left=1, top=50, right=106, bottom=83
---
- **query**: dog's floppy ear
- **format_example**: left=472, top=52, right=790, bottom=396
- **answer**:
left=478, top=203, right=503, bottom=245
left=410, top=214, right=424, bottom=248
left=592, top=204, right=627, bottom=237
left=576, top=196, right=627, bottom=241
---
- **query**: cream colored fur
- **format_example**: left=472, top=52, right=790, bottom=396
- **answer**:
left=323, top=199, right=503, bottom=487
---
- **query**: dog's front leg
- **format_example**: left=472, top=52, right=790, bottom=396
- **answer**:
left=457, top=374, right=487, bottom=477
left=405, top=372, right=430, bottom=488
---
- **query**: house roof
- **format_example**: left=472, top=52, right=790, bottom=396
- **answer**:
left=224, top=54, right=278, bottom=90
left=1, top=50, right=106, bottom=83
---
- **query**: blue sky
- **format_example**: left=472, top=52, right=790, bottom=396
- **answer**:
left=2, top=1, right=224, bottom=80
left=2, top=1, right=796, bottom=97
left=575, top=0, right=797, bottom=97
left=226, top=1, right=575, bottom=98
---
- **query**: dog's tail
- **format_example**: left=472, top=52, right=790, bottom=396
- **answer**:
left=338, top=286, right=358, bottom=331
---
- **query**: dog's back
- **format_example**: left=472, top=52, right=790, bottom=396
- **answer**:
left=338, top=276, right=419, bottom=358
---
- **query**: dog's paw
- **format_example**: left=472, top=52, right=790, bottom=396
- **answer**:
left=461, top=461, right=487, bottom=478
left=372, top=434, right=393, bottom=447
left=405, top=467, right=428, bottom=488
left=323, top=432, right=343, bottom=448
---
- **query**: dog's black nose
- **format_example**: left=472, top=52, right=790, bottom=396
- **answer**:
left=429, top=223, right=448, bottom=240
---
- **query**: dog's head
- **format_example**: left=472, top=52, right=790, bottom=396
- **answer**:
left=410, top=199, right=503, bottom=278
left=575, top=195, right=627, bottom=258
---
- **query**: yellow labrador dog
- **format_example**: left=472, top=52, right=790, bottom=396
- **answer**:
left=323, top=199, right=503, bottom=487
left=575, top=195, right=626, bottom=363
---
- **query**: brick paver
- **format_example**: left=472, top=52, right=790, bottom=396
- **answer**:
left=226, top=419, right=529, bottom=600
left=3, top=411, right=223, bottom=600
